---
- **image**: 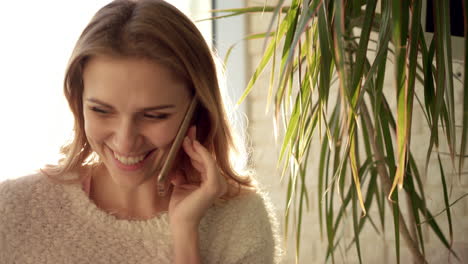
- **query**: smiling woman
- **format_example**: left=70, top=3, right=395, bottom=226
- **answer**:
left=0, top=1, right=282, bottom=263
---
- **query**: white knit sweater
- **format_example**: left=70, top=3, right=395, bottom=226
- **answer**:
left=0, top=173, right=282, bottom=263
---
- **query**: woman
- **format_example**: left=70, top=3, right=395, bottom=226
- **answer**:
left=0, top=0, right=282, bottom=263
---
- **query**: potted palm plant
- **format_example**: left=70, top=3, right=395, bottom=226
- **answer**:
left=213, top=0, right=467, bottom=263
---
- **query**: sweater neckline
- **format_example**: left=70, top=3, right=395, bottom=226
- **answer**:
left=60, top=173, right=170, bottom=237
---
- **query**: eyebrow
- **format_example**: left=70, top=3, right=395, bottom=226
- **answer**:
left=85, top=98, right=176, bottom=111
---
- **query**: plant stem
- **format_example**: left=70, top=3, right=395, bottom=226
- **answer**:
left=361, top=103, right=427, bottom=264
left=405, top=192, right=420, bottom=264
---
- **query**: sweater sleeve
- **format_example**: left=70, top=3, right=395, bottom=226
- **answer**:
left=200, top=190, right=283, bottom=264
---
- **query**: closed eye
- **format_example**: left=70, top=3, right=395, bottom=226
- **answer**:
left=88, top=106, right=169, bottom=120
left=89, top=106, right=109, bottom=114
left=144, top=113, right=170, bottom=120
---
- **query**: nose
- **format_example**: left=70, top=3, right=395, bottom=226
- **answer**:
left=111, top=117, right=142, bottom=155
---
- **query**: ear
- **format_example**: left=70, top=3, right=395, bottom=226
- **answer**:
left=187, top=125, right=197, bottom=141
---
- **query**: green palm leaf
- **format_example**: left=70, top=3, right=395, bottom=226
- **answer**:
left=215, top=0, right=466, bottom=261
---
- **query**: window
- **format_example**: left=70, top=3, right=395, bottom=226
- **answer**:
left=0, top=1, right=213, bottom=180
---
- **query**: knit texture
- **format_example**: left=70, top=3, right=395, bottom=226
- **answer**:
left=0, top=173, right=282, bottom=263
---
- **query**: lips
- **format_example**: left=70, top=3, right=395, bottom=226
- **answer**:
left=109, top=147, right=156, bottom=171
left=113, top=152, right=146, bottom=165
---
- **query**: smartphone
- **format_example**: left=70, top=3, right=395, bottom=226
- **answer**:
left=157, top=96, right=198, bottom=196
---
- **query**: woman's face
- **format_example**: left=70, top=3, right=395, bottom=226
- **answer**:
left=82, top=55, right=191, bottom=187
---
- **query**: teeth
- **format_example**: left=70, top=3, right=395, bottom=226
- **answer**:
left=114, top=152, right=146, bottom=165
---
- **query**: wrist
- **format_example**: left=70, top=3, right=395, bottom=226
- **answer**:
left=172, top=227, right=201, bottom=264
left=171, top=222, right=199, bottom=245
left=169, top=216, right=201, bottom=232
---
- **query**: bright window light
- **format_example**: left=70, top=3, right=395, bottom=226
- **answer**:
left=0, top=1, right=211, bottom=181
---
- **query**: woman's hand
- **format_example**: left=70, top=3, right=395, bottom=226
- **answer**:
left=168, top=126, right=227, bottom=263
left=168, top=126, right=228, bottom=229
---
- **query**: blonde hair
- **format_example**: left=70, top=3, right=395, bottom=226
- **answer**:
left=43, top=0, right=254, bottom=195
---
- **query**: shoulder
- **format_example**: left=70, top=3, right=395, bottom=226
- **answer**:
left=0, top=170, right=81, bottom=199
left=227, top=188, right=281, bottom=245
left=224, top=188, right=277, bottom=225
left=205, top=188, right=276, bottom=228
left=0, top=173, right=65, bottom=222
left=200, top=188, right=283, bottom=263
left=0, top=174, right=50, bottom=245
left=0, top=172, right=83, bottom=259
left=0, top=173, right=48, bottom=205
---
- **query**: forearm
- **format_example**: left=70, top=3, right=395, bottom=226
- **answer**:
left=172, top=226, right=201, bottom=264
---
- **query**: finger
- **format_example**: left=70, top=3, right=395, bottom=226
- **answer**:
left=192, top=140, right=220, bottom=183
left=183, top=136, right=203, bottom=163
left=190, top=159, right=205, bottom=173
left=192, top=140, right=216, bottom=169
left=175, top=184, right=199, bottom=191
left=192, top=140, right=228, bottom=196
left=187, top=125, right=197, bottom=141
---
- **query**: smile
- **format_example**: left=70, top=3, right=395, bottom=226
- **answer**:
left=114, top=152, right=146, bottom=165
left=110, top=148, right=156, bottom=171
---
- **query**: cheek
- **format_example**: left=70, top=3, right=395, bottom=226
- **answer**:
left=145, top=118, right=184, bottom=148
left=83, top=114, right=109, bottom=146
